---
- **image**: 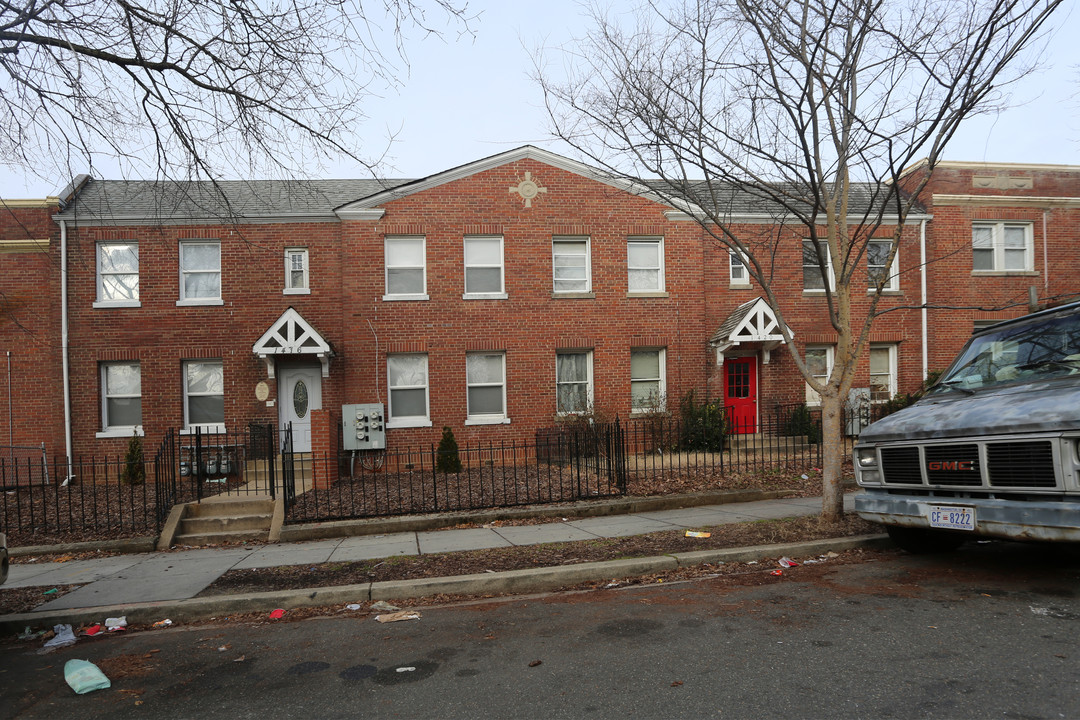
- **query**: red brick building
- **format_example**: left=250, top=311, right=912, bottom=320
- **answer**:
left=2, top=149, right=1078, bottom=462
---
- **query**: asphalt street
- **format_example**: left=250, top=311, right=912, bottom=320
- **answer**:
left=3, top=540, right=1080, bottom=719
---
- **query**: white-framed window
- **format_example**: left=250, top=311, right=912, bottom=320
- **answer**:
left=867, top=240, right=900, bottom=292
left=729, top=251, right=750, bottom=287
left=284, top=248, right=310, bottom=294
left=556, top=350, right=593, bottom=414
left=802, top=240, right=834, bottom=292
left=627, top=236, right=664, bottom=293
left=869, top=344, right=898, bottom=403
left=631, top=348, right=666, bottom=412
left=95, top=242, right=140, bottom=307
left=178, top=240, right=222, bottom=305
left=805, top=346, right=834, bottom=406
left=466, top=352, right=508, bottom=424
left=99, top=362, right=142, bottom=437
left=384, top=236, right=428, bottom=300
left=387, top=353, right=431, bottom=427
left=463, top=235, right=506, bottom=299
left=972, top=222, right=1033, bottom=272
left=553, top=236, right=591, bottom=294
left=183, top=360, right=224, bottom=432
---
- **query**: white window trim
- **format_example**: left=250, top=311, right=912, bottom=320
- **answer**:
left=383, top=235, right=429, bottom=301
left=94, top=241, right=141, bottom=308
left=971, top=221, right=1035, bottom=273
left=805, top=345, right=834, bottom=406
left=555, top=350, right=594, bottom=415
left=627, top=236, right=665, bottom=294
left=463, top=235, right=508, bottom=300
left=284, top=247, right=311, bottom=295
left=386, top=353, right=432, bottom=428
left=802, top=240, right=835, bottom=293
left=729, top=251, right=751, bottom=288
left=552, top=236, right=592, bottom=295
left=630, top=347, right=667, bottom=414
left=97, top=362, right=144, bottom=437
left=465, top=352, right=510, bottom=425
left=867, top=241, right=901, bottom=293
left=869, top=344, right=898, bottom=404
left=182, top=359, right=226, bottom=434
left=177, top=240, right=223, bottom=306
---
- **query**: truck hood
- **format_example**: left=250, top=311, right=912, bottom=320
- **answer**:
left=859, top=378, right=1080, bottom=443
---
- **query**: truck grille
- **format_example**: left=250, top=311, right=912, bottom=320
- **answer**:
left=987, top=441, right=1055, bottom=488
left=877, top=439, right=1062, bottom=490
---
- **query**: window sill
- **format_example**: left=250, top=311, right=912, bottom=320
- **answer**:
left=867, top=289, right=902, bottom=296
left=180, top=425, right=227, bottom=435
left=93, top=300, right=141, bottom=309
left=802, top=290, right=832, bottom=296
left=630, top=408, right=667, bottom=416
left=465, top=417, right=511, bottom=426
left=462, top=292, right=508, bottom=300
left=729, top=282, right=752, bottom=289
left=627, top=291, right=669, bottom=298
left=551, top=292, right=595, bottom=299
left=176, top=299, right=224, bottom=307
left=96, top=426, right=144, bottom=439
left=386, top=419, right=433, bottom=429
left=283, top=288, right=311, bottom=295
left=971, top=270, right=1038, bottom=277
left=382, top=294, right=430, bottom=302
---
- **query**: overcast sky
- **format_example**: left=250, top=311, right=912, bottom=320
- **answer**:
left=3, top=0, right=1078, bottom=198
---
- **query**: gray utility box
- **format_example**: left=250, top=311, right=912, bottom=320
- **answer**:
left=342, top=403, right=386, bottom=450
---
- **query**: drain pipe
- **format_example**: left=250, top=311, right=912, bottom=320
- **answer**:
left=920, top=218, right=928, bottom=382
left=60, top=218, right=73, bottom=483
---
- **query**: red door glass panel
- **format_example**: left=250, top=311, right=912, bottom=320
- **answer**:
left=726, top=357, right=757, bottom=434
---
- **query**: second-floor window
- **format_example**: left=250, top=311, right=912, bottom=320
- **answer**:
left=464, top=235, right=505, bottom=298
left=179, top=240, right=221, bottom=304
left=802, top=240, right=834, bottom=292
left=627, top=236, right=664, bottom=293
left=96, top=242, right=140, bottom=306
left=284, top=248, right=309, bottom=294
left=972, top=222, right=1033, bottom=272
left=384, top=236, right=427, bottom=299
left=553, top=236, right=591, bottom=294
left=730, top=251, right=750, bottom=287
left=867, top=241, right=899, bottom=292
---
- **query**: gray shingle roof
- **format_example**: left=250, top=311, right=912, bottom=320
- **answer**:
left=56, top=178, right=413, bottom=222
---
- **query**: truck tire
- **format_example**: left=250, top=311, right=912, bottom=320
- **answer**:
left=886, top=525, right=966, bottom=554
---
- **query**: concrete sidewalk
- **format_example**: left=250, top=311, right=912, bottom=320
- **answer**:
left=2, top=494, right=869, bottom=633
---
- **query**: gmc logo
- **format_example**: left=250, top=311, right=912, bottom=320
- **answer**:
left=927, top=461, right=975, bottom=471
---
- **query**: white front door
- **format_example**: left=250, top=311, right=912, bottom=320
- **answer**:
left=278, top=365, right=322, bottom=452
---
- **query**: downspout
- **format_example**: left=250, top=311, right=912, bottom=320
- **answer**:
left=1043, top=210, right=1049, bottom=297
left=920, top=219, right=928, bottom=382
left=60, top=219, right=73, bottom=483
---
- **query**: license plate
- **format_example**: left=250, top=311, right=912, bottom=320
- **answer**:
left=927, top=504, right=975, bottom=531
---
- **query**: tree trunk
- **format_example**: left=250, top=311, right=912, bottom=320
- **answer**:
left=819, top=391, right=845, bottom=522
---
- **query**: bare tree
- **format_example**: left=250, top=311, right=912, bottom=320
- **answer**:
left=0, top=0, right=474, bottom=187
left=538, top=0, right=1062, bottom=520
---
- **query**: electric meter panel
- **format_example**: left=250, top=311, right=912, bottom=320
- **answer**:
left=342, top=403, right=386, bottom=450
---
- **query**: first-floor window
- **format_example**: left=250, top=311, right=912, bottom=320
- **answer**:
left=466, top=353, right=507, bottom=422
left=556, top=351, right=592, bottom=414
left=631, top=348, right=666, bottom=411
left=102, top=362, right=142, bottom=431
left=805, top=346, right=834, bottom=406
left=184, top=360, right=224, bottom=430
left=869, top=345, right=898, bottom=403
left=388, top=353, right=430, bottom=426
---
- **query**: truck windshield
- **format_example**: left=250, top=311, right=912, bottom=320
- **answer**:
left=930, top=312, right=1080, bottom=394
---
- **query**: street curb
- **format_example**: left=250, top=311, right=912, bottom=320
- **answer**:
left=0, top=534, right=888, bottom=636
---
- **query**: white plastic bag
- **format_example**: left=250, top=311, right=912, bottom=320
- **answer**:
left=64, top=659, right=111, bottom=694
left=43, top=624, right=76, bottom=649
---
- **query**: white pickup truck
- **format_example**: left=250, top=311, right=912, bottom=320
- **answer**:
left=854, top=301, right=1080, bottom=552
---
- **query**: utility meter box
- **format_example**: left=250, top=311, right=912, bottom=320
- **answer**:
left=342, top=403, right=386, bottom=450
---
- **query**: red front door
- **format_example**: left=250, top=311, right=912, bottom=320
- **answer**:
left=726, top=357, right=758, bottom=434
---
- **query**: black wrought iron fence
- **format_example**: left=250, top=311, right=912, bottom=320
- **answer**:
left=0, top=443, right=49, bottom=489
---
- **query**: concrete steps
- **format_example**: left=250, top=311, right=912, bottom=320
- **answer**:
left=170, top=496, right=275, bottom=547
left=726, top=433, right=812, bottom=452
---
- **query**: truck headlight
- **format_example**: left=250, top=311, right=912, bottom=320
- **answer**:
left=856, top=447, right=878, bottom=468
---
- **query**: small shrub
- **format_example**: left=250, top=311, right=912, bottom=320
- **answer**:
left=781, top=405, right=822, bottom=444
left=678, top=389, right=727, bottom=452
left=120, top=431, right=146, bottom=485
left=435, top=426, right=463, bottom=474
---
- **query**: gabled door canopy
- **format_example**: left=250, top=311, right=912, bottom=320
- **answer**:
left=252, top=307, right=333, bottom=378
left=709, top=297, right=790, bottom=364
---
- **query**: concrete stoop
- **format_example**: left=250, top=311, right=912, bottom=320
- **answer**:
left=158, top=496, right=277, bottom=548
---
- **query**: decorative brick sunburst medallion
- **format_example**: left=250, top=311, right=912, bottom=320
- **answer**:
left=509, top=171, right=548, bottom=208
